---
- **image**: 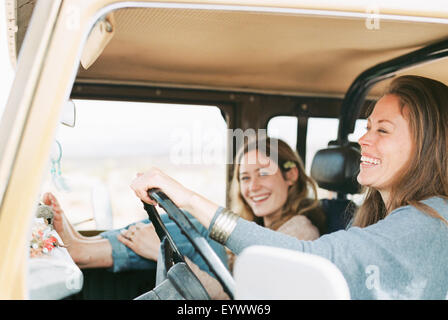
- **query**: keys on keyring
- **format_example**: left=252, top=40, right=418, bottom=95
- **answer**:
left=36, top=203, right=54, bottom=228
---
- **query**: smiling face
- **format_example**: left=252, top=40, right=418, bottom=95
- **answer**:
left=238, top=150, right=292, bottom=224
left=357, top=94, right=414, bottom=200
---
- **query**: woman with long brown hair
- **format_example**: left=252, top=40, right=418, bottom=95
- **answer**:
left=132, top=75, right=448, bottom=299
left=353, top=75, right=448, bottom=228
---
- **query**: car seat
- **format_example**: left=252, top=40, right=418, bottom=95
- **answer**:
left=310, top=143, right=361, bottom=233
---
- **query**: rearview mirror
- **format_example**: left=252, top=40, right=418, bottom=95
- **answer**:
left=60, top=100, right=76, bottom=127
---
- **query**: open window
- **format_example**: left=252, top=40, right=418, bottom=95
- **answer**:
left=41, top=100, right=228, bottom=231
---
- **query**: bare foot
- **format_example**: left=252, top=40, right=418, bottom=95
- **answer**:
left=118, top=222, right=160, bottom=261
left=42, top=192, right=82, bottom=239
left=42, top=192, right=94, bottom=266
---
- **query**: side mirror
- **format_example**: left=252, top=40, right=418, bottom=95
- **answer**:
left=60, top=100, right=76, bottom=127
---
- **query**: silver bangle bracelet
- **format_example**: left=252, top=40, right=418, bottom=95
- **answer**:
left=209, top=209, right=239, bottom=245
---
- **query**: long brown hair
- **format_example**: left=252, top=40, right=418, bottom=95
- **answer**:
left=352, top=75, right=448, bottom=228
left=229, top=137, right=327, bottom=234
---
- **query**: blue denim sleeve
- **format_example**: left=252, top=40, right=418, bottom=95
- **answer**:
left=100, top=211, right=229, bottom=277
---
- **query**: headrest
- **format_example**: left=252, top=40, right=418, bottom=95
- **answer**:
left=310, top=145, right=361, bottom=194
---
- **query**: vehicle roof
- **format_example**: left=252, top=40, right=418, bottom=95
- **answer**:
left=8, top=1, right=448, bottom=97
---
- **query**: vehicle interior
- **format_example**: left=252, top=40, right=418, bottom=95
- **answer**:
left=1, top=0, right=448, bottom=300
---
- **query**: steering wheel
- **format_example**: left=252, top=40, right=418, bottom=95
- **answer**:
left=134, top=188, right=235, bottom=300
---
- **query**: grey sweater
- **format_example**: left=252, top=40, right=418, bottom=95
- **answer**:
left=218, top=197, right=448, bottom=300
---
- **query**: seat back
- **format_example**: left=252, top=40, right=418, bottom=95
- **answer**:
left=321, top=198, right=356, bottom=233
left=234, top=245, right=350, bottom=300
left=311, top=144, right=361, bottom=232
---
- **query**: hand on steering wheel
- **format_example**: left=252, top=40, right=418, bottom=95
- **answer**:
left=140, top=189, right=235, bottom=299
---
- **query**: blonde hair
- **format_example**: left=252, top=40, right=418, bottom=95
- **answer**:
left=352, top=75, right=448, bottom=227
left=229, top=137, right=326, bottom=234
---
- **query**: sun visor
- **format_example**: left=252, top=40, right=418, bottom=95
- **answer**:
left=310, top=145, right=361, bottom=194
left=81, top=13, right=115, bottom=70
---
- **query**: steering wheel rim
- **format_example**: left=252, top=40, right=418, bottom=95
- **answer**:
left=144, top=188, right=235, bottom=299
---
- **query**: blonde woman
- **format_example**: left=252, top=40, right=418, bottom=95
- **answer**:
left=131, top=75, right=448, bottom=299
left=229, top=137, right=326, bottom=234
left=121, top=137, right=326, bottom=298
